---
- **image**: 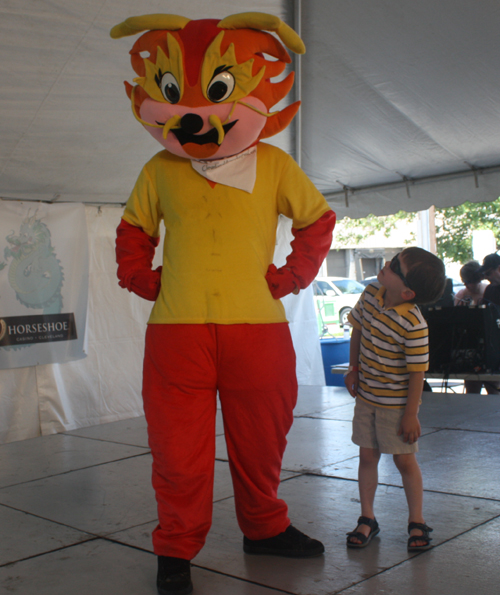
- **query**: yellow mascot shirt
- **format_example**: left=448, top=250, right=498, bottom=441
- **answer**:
left=122, top=142, right=331, bottom=325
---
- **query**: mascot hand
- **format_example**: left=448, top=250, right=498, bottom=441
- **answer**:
left=266, top=210, right=336, bottom=299
left=116, top=219, right=162, bottom=301
left=126, top=267, right=162, bottom=301
left=266, top=264, right=300, bottom=299
left=285, top=210, right=336, bottom=288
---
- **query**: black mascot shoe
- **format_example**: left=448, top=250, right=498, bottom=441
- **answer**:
left=157, top=556, right=193, bottom=595
left=243, top=524, right=325, bottom=558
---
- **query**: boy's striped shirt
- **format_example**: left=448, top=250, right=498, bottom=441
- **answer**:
left=348, top=283, right=429, bottom=408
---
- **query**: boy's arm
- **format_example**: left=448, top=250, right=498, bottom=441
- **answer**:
left=398, top=371, right=425, bottom=444
left=344, top=326, right=362, bottom=398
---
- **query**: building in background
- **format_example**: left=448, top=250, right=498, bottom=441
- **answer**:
left=318, top=208, right=469, bottom=281
left=318, top=216, right=419, bottom=280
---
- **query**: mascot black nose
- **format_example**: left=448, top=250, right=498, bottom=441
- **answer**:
left=180, top=113, right=204, bottom=134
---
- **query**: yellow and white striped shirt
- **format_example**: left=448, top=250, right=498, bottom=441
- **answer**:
left=348, top=283, right=429, bottom=408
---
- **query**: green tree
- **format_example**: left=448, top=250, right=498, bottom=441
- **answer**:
left=435, top=198, right=500, bottom=263
left=333, top=211, right=417, bottom=247
left=333, top=198, right=500, bottom=266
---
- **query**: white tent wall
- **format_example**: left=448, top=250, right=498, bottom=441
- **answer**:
left=274, top=217, right=326, bottom=388
left=0, top=206, right=325, bottom=444
left=0, top=207, right=146, bottom=443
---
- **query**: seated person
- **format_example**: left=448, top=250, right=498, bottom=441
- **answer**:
left=479, top=253, right=500, bottom=307
left=458, top=255, right=500, bottom=395
left=454, top=261, right=487, bottom=306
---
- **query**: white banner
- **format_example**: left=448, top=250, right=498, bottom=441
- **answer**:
left=0, top=201, right=88, bottom=369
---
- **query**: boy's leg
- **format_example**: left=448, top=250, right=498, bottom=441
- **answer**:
left=393, top=453, right=427, bottom=546
left=350, top=399, right=381, bottom=543
left=359, top=447, right=381, bottom=519
left=217, top=323, right=297, bottom=539
left=143, top=324, right=218, bottom=560
left=349, top=447, right=381, bottom=543
left=372, top=406, right=426, bottom=547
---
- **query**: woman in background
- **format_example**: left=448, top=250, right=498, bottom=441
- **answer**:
left=454, top=261, right=487, bottom=306
left=454, top=261, right=498, bottom=394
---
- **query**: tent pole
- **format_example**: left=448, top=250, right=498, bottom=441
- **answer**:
left=323, top=163, right=500, bottom=202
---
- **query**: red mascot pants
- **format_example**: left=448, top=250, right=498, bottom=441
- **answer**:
left=142, top=322, right=298, bottom=560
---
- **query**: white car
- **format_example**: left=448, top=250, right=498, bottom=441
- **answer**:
left=313, top=277, right=365, bottom=327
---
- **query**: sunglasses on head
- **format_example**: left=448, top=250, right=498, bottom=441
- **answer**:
left=390, top=253, right=412, bottom=289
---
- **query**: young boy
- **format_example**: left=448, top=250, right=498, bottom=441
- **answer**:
left=344, top=247, right=446, bottom=551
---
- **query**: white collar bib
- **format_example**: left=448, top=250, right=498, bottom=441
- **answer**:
left=191, top=146, right=257, bottom=193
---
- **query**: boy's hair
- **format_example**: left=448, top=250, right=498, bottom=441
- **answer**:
left=401, top=247, right=446, bottom=305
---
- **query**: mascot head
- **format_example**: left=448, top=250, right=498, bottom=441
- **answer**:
left=111, top=12, right=305, bottom=161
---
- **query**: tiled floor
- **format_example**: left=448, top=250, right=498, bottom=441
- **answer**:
left=1, top=386, right=500, bottom=594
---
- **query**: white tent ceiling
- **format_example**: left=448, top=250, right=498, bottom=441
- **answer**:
left=2, top=0, right=500, bottom=219
left=301, top=0, right=500, bottom=219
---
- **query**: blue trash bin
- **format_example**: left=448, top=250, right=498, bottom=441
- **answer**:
left=320, top=337, right=350, bottom=386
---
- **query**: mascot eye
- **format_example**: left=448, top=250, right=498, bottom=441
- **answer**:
left=159, top=72, right=181, bottom=104
left=207, top=71, right=235, bottom=103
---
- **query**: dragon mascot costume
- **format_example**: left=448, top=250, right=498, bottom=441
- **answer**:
left=111, top=12, right=336, bottom=594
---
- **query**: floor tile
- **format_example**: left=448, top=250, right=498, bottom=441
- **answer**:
left=294, top=385, right=354, bottom=416
left=285, top=418, right=360, bottom=471
left=0, top=505, right=93, bottom=566
left=325, top=428, right=500, bottom=500
left=0, top=434, right=149, bottom=488
left=0, top=457, right=238, bottom=536
left=194, top=475, right=500, bottom=595
left=305, top=401, right=355, bottom=421
left=302, top=402, right=437, bottom=440
left=0, top=539, right=280, bottom=595
left=111, top=474, right=500, bottom=594
left=107, top=519, right=157, bottom=552
left=107, top=464, right=298, bottom=554
left=0, top=455, right=156, bottom=535
left=308, top=393, right=500, bottom=429
left=216, top=416, right=359, bottom=473
left=64, top=409, right=226, bottom=446
left=64, top=416, right=150, bottom=447
left=340, top=516, right=500, bottom=594
left=455, top=406, right=500, bottom=433
left=418, top=393, right=500, bottom=429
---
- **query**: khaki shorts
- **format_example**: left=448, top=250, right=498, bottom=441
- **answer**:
left=352, top=397, right=419, bottom=454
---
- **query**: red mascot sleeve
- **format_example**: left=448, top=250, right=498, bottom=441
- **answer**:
left=265, top=210, right=336, bottom=299
left=116, top=219, right=162, bottom=301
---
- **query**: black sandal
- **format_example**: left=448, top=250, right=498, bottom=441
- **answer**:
left=407, top=522, right=433, bottom=551
left=346, top=516, right=380, bottom=549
